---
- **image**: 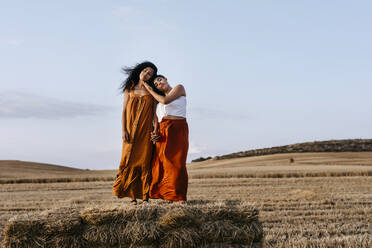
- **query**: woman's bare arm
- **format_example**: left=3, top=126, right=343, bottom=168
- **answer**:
left=153, top=101, right=159, bottom=132
left=122, top=90, right=130, bottom=142
left=143, top=83, right=185, bottom=104
left=151, top=101, right=160, bottom=142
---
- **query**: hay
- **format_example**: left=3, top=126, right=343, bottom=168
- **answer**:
left=3, top=200, right=262, bottom=248
left=290, top=189, right=317, bottom=201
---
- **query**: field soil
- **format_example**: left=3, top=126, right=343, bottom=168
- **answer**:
left=1, top=152, right=371, bottom=247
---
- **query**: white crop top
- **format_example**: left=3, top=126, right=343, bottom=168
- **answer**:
left=157, top=96, right=187, bottom=121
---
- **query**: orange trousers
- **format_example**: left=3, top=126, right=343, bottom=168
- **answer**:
left=150, top=119, right=189, bottom=202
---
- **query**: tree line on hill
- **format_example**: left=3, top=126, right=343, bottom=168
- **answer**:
left=191, top=139, right=372, bottom=162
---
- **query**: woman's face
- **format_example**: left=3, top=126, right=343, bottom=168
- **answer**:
left=154, top=77, right=168, bottom=92
left=139, top=67, right=155, bottom=82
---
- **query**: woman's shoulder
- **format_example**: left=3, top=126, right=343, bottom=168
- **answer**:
left=174, top=84, right=185, bottom=89
left=124, top=89, right=134, bottom=97
left=173, top=84, right=186, bottom=96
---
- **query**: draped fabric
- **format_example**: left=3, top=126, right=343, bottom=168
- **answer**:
left=113, top=92, right=155, bottom=200
left=150, top=119, right=189, bottom=202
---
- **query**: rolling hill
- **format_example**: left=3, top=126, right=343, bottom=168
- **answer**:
left=2, top=139, right=372, bottom=182
left=0, top=160, right=113, bottom=181
left=192, top=138, right=372, bottom=162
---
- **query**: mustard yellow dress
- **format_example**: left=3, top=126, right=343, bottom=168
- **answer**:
left=113, top=91, right=155, bottom=200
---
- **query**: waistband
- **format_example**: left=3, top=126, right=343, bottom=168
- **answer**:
left=160, top=118, right=187, bottom=124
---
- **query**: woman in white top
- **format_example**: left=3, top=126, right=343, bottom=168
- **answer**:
left=143, top=75, right=189, bottom=202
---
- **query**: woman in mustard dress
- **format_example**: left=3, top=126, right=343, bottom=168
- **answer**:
left=113, top=61, right=159, bottom=205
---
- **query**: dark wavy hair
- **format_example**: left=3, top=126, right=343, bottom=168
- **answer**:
left=156, top=74, right=166, bottom=79
left=119, top=61, right=158, bottom=93
left=153, top=74, right=166, bottom=96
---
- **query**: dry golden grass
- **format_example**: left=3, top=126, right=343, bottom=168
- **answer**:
left=188, top=152, right=372, bottom=179
left=0, top=177, right=115, bottom=184
left=4, top=201, right=262, bottom=248
left=2, top=152, right=372, bottom=183
left=1, top=152, right=371, bottom=247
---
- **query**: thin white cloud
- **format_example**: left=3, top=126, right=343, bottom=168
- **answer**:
left=188, top=141, right=206, bottom=155
left=114, top=6, right=142, bottom=19
left=115, top=6, right=132, bottom=17
left=114, top=4, right=175, bottom=31
left=5, top=39, right=24, bottom=46
left=187, top=140, right=207, bottom=162
left=0, top=91, right=113, bottom=119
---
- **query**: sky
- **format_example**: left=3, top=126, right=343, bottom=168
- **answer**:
left=1, top=0, right=371, bottom=170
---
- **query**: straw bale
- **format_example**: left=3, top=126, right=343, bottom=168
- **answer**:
left=159, top=228, right=201, bottom=248
left=3, top=200, right=262, bottom=248
left=4, top=211, right=85, bottom=248
left=158, top=208, right=200, bottom=229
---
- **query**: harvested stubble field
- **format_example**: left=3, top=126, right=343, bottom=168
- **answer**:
left=1, top=152, right=372, bottom=247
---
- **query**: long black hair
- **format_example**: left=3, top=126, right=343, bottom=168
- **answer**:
left=152, top=74, right=166, bottom=96
left=119, top=61, right=158, bottom=93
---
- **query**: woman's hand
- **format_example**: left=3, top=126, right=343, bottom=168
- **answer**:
left=143, top=82, right=152, bottom=91
left=151, top=130, right=160, bottom=143
left=122, top=129, right=130, bottom=143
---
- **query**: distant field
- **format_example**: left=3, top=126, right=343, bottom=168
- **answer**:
left=1, top=152, right=372, bottom=182
left=0, top=160, right=114, bottom=183
left=188, top=152, right=372, bottom=178
left=1, top=152, right=371, bottom=247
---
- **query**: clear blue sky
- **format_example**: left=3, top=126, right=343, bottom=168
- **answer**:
left=1, top=0, right=371, bottom=169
